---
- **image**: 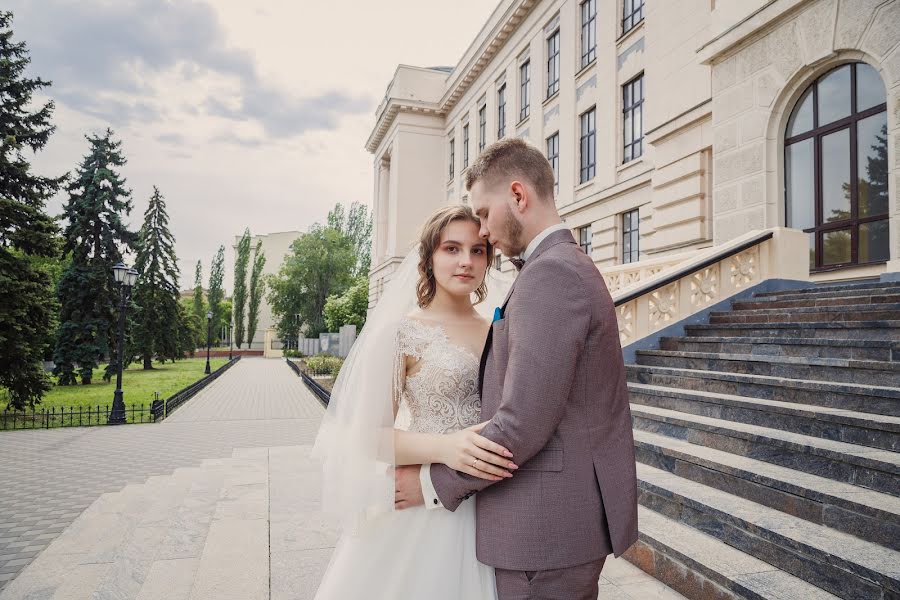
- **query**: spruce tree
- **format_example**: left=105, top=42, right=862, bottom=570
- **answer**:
left=131, top=187, right=180, bottom=369
left=0, top=11, right=66, bottom=409
left=246, top=241, right=266, bottom=348
left=232, top=229, right=251, bottom=348
left=54, top=129, right=134, bottom=385
left=207, top=245, right=225, bottom=345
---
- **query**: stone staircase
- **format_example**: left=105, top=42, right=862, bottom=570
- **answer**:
left=625, top=280, right=900, bottom=600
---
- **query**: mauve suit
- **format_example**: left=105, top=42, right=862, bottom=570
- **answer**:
left=430, top=229, right=638, bottom=576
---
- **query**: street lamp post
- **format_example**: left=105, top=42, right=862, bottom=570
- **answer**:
left=205, top=310, right=213, bottom=374
left=109, top=262, right=139, bottom=425
left=229, top=319, right=234, bottom=361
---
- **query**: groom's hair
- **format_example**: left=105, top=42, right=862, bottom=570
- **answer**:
left=464, top=138, right=555, bottom=202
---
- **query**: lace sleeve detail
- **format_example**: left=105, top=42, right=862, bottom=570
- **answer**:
left=392, top=319, right=432, bottom=422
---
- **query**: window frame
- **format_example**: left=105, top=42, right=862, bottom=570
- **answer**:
left=546, top=132, right=560, bottom=196
left=622, top=0, right=644, bottom=35
left=497, top=84, right=507, bottom=139
left=519, top=60, right=531, bottom=121
left=623, top=74, right=644, bottom=163
left=462, top=123, right=470, bottom=169
left=622, top=209, right=640, bottom=264
left=580, top=0, right=597, bottom=68
left=478, top=104, right=487, bottom=154
left=784, top=62, right=889, bottom=271
left=579, top=107, right=596, bottom=184
left=546, top=29, right=561, bottom=99
left=448, top=137, right=455, bottom=180
left=578, top=224, right=593, bottom=256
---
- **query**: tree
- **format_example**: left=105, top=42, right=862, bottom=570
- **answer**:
left=268, top=226, right=355, bottom=339
left=246, top=240, right=266, bottom=347
left=327, top=202, right=373, bottom=277
left=178, top=297, right=203, bottom=356
left=54, top=128, right=134, bottom=385
left=131, top=187, right=181, bottom=369
left=232, top=229, right=251, bottom=347
left=0, top=12, right=66, bottom=408
left=324, top=277, right=369, bottom=332
left=206, top=245, right=225, bottom=344
left=192, top=260, right=204, bottom=322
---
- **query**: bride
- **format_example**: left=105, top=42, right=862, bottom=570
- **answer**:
left=312, top=204, right=515, bottom=599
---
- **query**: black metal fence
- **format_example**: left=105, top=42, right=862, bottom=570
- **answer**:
left=1, top=357, right=242, bottom=431
left=150, top=356, right=241, bottom=421
left=285, top=358, right=331, bottom=407
left=1, top=403, right=156, bottom=431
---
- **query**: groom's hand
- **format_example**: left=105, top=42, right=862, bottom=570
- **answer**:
left=394, top=465, right=424, bottom=510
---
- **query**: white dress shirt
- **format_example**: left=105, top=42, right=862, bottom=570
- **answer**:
left=421, top=222, right=569, bottom=510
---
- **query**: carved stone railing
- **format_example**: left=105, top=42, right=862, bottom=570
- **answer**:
left=602, top=250, right=698, bottom=295
left=610, top=228, right=810, bottom=347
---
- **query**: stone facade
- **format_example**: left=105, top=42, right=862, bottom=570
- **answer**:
left=366, top=0, right=899, bottom=304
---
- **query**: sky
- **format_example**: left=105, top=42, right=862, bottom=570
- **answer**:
left=9, top=0, right=499, bottom=293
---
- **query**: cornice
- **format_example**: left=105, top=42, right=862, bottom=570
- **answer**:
left=365, top=101, right=443, bottom=153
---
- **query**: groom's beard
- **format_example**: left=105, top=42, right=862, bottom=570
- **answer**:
left=503, top=204, right=526, bottom=257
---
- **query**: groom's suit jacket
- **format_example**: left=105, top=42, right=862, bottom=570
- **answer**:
left=430, top=229, right=638, bottom=571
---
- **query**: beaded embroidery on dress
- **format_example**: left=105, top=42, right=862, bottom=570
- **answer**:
left=393, top=317, right=482, bottom=434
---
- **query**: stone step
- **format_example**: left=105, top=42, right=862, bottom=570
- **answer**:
left=633, top=429, right=900, bottom=550
left=632, top=506, right=842, bottom=600
left=683, top=321, right=900, bottom=341
left=733, top=293, right=900, bottom=311
left=753, top=281, right=900, bottom=300
left=628, top=382, right=900, bottom=451
left=658, top=336, right=899, bottom=362
left=626, top=364, right=900, bottom=416
left=709, top=303, right=900, bottom=325
left=634, top=349, right=900, bottom=387
left=629, top=403, right=900, bottom=496
left=637, top=463, right=900, bottom=600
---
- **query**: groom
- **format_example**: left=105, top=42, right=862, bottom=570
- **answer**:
left=395, top=138, right=638, bottom=599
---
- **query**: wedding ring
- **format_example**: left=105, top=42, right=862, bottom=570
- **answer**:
left=473, top=458, right=479, bottom=468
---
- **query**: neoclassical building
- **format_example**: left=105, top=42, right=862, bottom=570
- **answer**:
left=365, top=0, right=899, bottom=305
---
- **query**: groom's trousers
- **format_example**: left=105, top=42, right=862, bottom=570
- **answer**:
left=493, top=556, right=606, bottom=600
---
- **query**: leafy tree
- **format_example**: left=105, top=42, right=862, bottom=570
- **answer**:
left=0, top=11, right=66, bottom=408
left=268, top=226, right=355, bottom=339
left=178, top=296, right=203, bottom=355
left=131, top=187, right=181, bottom=368
left=327, top=202, right=373, bottom=277
left=206, top=245, right=225, bottom=344
left=232, top=229, right=251, bottom=347
left=324, top=277, right=369, bottom=332
left=192, top=260, right=204, bottom=322
left=54, top=128, right=134, bottom=385
left=246, top=240, right=266, bottom=347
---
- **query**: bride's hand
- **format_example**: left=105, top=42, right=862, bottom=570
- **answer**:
left=441, top=422, right=518, bottom=481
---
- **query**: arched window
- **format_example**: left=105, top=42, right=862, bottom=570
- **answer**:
left=785, top=62, right=889, bottom=270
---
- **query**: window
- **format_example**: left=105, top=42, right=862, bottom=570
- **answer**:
left=478, top=104, right=487, bottom=153
left=623, top=0, right=644, bottom=34
left=448, top=138, right=455, bottom=180
left=546, top=132, right=559, bottom=196
left=579, top=108, right=596, bottom=183
left=463, top=124, right=470, bottom=169
left=547, top=29, right=560, bottom=98
left=578, top=225, right=593, bottom=256
left=622, top=209, right=639, bottom=264
left=497, top=84, right=507, bottom=139
left=519, top=60, right=531, bottom=121
left=580, top=0, right=596, bottom=68
left=494, top=253, right=502, bottom=271
left=784, top=62, right=889, bottom=270
left=623, top=74, right=644, bottom=162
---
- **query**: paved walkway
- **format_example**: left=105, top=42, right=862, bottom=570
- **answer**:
left=0, top=357, right=685, bottom=599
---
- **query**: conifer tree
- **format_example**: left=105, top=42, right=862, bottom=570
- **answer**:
left=54, top=128, right=134, bottom=385
left=131, top=187, right=180, bottom=368
left=246, top=241, right=266, bottom=348
left=232, top=229, right=251, bottom=347
left=0, top=11, right=66, bottom=408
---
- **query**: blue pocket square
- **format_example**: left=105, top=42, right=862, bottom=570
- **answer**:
left=493, top=307, right=503, bottom=323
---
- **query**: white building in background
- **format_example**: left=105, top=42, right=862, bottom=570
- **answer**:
left=231, top=230, right=302, bottom=351
left=366, top=0, right=899, bottom=306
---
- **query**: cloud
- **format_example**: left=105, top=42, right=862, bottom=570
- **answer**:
left=7, top=0, right=371, bottom=137
left=155, top=133, right=186, bottom=145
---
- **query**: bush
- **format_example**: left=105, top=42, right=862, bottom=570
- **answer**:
left=284, top=349, right=304, bottom=358
left=305, top=355, right=344, bottom=377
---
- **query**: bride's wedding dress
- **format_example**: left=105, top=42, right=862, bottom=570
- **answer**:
left=313, top=317, right=498, bottom=599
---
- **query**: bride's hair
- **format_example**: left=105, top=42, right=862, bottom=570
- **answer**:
left=416, top=204, right=493, bottom=308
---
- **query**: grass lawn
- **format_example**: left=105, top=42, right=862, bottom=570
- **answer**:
left=2, top=357, right=229, bottom=424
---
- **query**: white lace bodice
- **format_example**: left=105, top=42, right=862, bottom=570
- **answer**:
left=393, top=318, right=482, bottom=434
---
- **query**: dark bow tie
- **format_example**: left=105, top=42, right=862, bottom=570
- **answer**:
left=509, top=257, right=525, bottom=271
